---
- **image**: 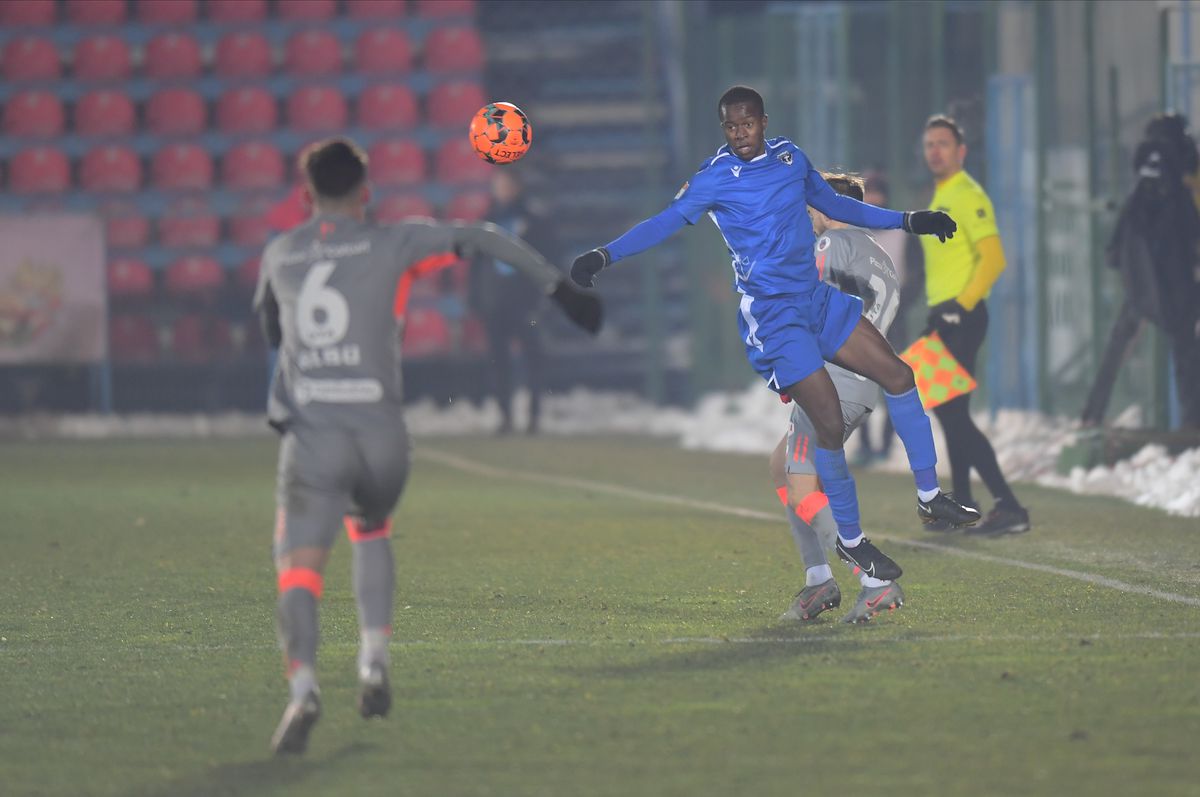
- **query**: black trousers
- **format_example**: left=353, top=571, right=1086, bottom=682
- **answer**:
left=484, top=309, right=543, bottom=429
left=930, top=301, right=1018, bottom=507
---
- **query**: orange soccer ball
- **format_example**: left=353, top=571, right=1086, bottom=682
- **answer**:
left=468, top=102, right=532, bottom=164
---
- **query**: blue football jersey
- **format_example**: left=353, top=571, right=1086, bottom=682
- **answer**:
left=669, top=137, right=903, bottom=300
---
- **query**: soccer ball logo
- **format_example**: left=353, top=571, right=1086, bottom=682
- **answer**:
left=469, top=102, right=532, bottom=165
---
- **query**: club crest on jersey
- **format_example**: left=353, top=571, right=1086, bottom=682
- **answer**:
left=816, top=236, right=831, bottom=252
left=777, top=151, right=793, bottom=165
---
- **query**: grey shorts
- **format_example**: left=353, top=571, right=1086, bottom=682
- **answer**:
left=273, top=421, right=411, bottom=557
left=784, top=401, right=873, bottom=476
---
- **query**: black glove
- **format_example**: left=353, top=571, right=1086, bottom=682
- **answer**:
left=903, top=210, right=957, bottom=243
left=926, top=299, right=967, bottom=336
left=570, top=247, right=611, bottom=288
left=550, top=279, right=603, bottom=335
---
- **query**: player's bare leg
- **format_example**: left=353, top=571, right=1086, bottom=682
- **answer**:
left=346, top=516, right=395, bottom=719
left=271, top=545, right=330, bottom=755
left=830, top=317, right=981, bottom=527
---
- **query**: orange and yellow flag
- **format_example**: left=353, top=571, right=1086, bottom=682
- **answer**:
left=898, top=332, right=977, bottom=409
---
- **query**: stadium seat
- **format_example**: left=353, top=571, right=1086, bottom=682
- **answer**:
left=75, top=89, right=137, bottom=137
left=138, top=0, right=199, bottom=25
left=284, top=29, right=342, bottom=77
left=427, top=80, right=486, bottom=129
left=434, top=137, right=491, bottom=185
left=237, top=256, right=261, bottom=290
left=145, top=32, right=203, bottom=79
left=214, top=31, right=272, bottom=78
left=207, top=0, right=266, bottom=23
left=1, top=0, right=56, bottom=26
left=107, top=258, right=155, bottom=299
left=402, top=306, right=452, bottom=356
left=375, top=194, right=434, bottom=223
left=228, top=197, right=275, bottom=247
left=80, top=145, right=142, bottom=193
left=152, top=144, right=214, bottom=191
left=74, top=35, right=133, bottom=82
left=423, top=27, right=484, bottom=73
left=278, top=0, right=337, bottom=21
left=101, top=201, right=151, bottom=249
left=67, top=0, right=127, bottom=25
left=2, top=37, right=61, bottom=82
left=368, top=140, right=426, bottom=186
left=109, top=314, right=161, bottom=362
left=146, top=88, right=207, bottom=136
left=222, top=141, right=284, bottom=190
left=165, top=255, right=225, bottom=298
left=414, top=0, right=475, bottom=17
left=443, top=190, right=490, bottom=222
left=287, top=85, right=349, bottom=132
left=216, top=86, right=277, bottom=134
left=347, top=0, right=406, bottom=17
left=3, top=91, right=65, bottom=138
left=159, top=198, right=221, bottom=248
left=357, top=84, right=418, bottom=130
left=355, top=28, right=413, bottom=75
left=9, top=146, right=71, bottom=194
left=170, top=313, right=233, bottom=362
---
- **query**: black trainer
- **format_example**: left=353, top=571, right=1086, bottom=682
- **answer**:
left=270, top=690, right=321, bottom=756
left=918, top=492, right=982, bottom=529
left=966, top=502, right=1031, bottom=536
left=835, top=536, right=903, bottom=581
left=357, top=664, right=391, bottom=719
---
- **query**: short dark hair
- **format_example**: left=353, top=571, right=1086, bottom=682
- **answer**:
left=718, top=85, right=765, bottom=118
left=820, top=171, right=865, bottom=201
left=925, top=114, right=964, bottom=145
left=301, top=138, right=368, bottom=200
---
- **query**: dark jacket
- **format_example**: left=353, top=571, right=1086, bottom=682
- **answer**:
left=469, top=197, right=561, bottom=321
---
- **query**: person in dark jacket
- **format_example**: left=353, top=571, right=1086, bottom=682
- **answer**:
left=1082, top=113, right=1200, bottom=429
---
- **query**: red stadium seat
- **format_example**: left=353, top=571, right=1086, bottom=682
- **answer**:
left=222, top=141, right=284, bottom=190
left=2, top=37, right=61, bottom=82
left=107, top=258, right=154, bottom=299
left=277, top=0, right=336, bottom=21
left=434, top=137, right=491, bottom=184
left=414, top=0, right=475, bottom=18
left=75, top=89, right=136, bottom=137
left=1, top=0, right=56, bottom=26
left=216, top=86, right=277, bottom=134
left=443, top=190, right=490, bottom=222
left=229, top=197, right=275, bottom=247
left=146, top=88, right=207, bottom=136
left=74, top=35, right=133, bottom=82
left=347, top=0, right=406, bottom=17
left=355, top=28, right=413, bottom=75
left=138, top=0, right=199, bottom=25
left=368, top=140, right=426, bottom=186
left=423, top=27, right=484, bottom=73
left=357, top=84, right=418, bottom=130
left=9, top=147, right=71, bottom=194
left=402, top=306, right=451, bottom=356
left=287, top=85, right=348, bottom=132
left=101, top=201, right=151, bottom=249
left=427, top=80, right=486, bottom=129
left=80, top=145, right=142, bottom=193
left=165, top=255, right=225, bottom=298
left=170, top=314, right=232, bottom=362
left=67, top=0, right=127, bottom=25
left=109, top=314, right=161, bottom=362
left=375, top=194, right=434, bottom=222
left=214, top=31, right=272, bottom=79
left=159, top=198, right=221, bottom=248
left=207, top=0, right=266, bottom=23
left=145, top=32, right=203, bottom=79
left=3, top=91, right=65, bottom=137
left=284, top=29, right=342, bottom=77
left=152, top=144, right=214, bottom=191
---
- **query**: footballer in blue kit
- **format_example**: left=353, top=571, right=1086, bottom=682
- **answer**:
left=571, top=86, right=982, bottom=581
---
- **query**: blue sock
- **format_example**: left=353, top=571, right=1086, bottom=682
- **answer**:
left=813, top=447, right=862, bottom=541
left=884, top=387, right=939, bottom=493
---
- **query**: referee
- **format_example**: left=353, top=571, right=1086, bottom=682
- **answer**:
left=919, top=115, right=1030, bottom=536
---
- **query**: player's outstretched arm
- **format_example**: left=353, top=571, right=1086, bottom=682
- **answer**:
left=806, top=167, right=957, bottom=243
left=570, top=207, right=689, bottom=288
left=450, top=221, right=603, bottom=335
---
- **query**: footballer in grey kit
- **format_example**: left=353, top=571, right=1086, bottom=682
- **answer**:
left=258, top=138, right=601, bottom=755
left=771, top=173, right=906, bottom=625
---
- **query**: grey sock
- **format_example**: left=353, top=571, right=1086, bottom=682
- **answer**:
left=352, top=536, right=395, bottom=642
left=786, top=507, right=830, bottom=571
left=277, top=588, right=319, bottom=672
left=809, top=504, right=839, bottom=552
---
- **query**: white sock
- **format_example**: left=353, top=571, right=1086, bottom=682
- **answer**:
left=358, top=628, right=391, bottom=673
left=840, top=533, right=863, bottom=548
left=289, top=664, right=317, bottom=703
left=806, top=564, right=834, bottom=586
left=917, top=487, right=940, bottom=503
left=861, top=575, right=891, bottom=589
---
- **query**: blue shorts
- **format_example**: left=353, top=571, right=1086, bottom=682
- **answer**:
left=739, top=281, right=863, bottom=394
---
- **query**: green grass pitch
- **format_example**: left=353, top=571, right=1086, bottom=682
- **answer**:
left=2, top=436, right=1198, bottom=796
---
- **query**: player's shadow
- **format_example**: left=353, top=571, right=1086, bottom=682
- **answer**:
left=134, top=740, right=375, bottom=797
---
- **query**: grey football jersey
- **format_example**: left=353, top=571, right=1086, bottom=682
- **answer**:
left=815, top=226, right=902, bottom=407
left=254, top=214, right=458, bottom=430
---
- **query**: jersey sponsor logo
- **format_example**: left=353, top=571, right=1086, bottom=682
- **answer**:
left=730, top=165, right=742, bottom=177
left=777, top=151, right=793, bottom=165
left=293, top=377, right=383, bottom=405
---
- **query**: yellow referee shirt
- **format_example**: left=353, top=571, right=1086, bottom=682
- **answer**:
left=920, top=170, right=1000, bottom=306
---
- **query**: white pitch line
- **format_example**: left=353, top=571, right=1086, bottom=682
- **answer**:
left=420, top=449, right=1200, bottom=609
